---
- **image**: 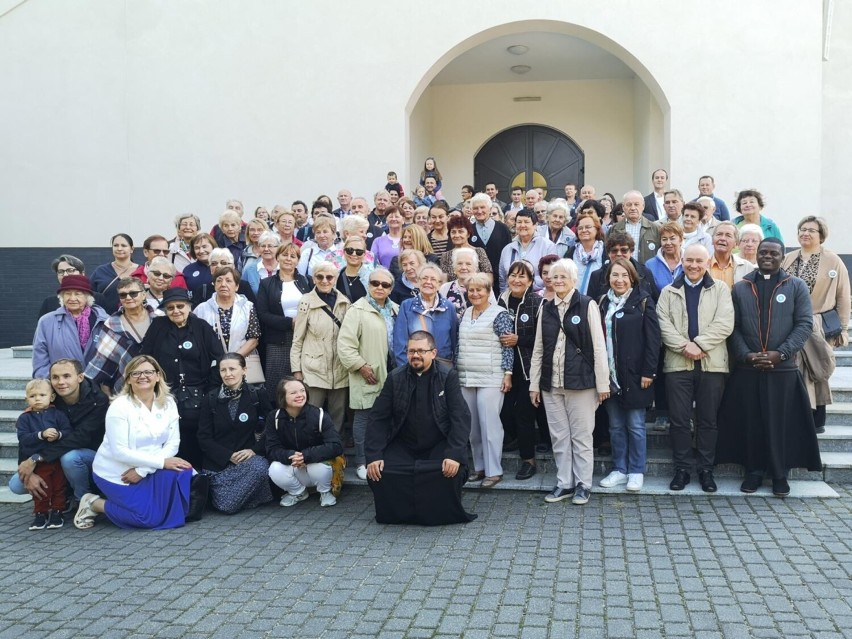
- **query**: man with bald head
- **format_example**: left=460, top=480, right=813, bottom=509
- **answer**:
left=580, top=185, right=596, bottom=202
left=333, top=189, right=353, bottom=219
left=524, top=189, right=540, bottom=209
left=610, top=191, right=660, bottom=264
left=657, top=244, right=734, bottom=493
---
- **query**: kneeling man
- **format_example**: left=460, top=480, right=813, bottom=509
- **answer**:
left=366, top=331, right=477, bottom=525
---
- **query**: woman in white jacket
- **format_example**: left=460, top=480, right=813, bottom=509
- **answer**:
left=74, top=355, right=193, bottom=529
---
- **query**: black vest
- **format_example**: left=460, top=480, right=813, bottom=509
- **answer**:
left=539, top=291, right=595, bottom=392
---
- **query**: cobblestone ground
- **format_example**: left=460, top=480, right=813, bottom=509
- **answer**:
left=0, top=486, right=851, bottom=639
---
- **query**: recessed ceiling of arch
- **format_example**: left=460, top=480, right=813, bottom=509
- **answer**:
left=431, top=31, right=636, bottom=85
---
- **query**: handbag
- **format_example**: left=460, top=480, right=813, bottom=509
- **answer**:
left=821, top=309, right=843, bottom=340
left=175, top=385, right=204, bottom=420
left=216, top=312, right=266, bottom=385
left=186, top=472, right=209, bottom=522
left=273, top=408, right=346, bottom=498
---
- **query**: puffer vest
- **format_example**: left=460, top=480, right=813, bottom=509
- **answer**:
left=457, top=305, right=505, bottom=388
left=539, top=291, right=595, bottom=392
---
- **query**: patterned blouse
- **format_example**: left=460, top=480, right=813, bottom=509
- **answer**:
left=217, top=306, right=261, bottom=345
left=789, top=252, right=820, bottom=294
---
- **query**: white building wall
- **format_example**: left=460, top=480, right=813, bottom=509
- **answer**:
left=0, top=0, right=836, bottom=249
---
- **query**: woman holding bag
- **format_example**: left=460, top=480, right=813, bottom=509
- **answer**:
left=782, top=216, right=851, bottom=433
left=194, top=266, right=264, bottom=385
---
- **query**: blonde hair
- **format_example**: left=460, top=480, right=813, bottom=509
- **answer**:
left=465, top=272, right=492, bottom=293
left=25, top=378, right=52, bottom=395
left=219, top=210, right=242, bottom=226
left=119, top=355, right=173, bottom=409
left=402, top=224, right=434, bottom=255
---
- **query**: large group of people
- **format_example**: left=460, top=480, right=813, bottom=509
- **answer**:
left=15, top=167, right=848, bottom=531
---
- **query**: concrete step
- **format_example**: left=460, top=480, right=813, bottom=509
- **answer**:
left=0, top=390, right=25, bottom=412
left=816, top=425, right=852, bottom=452
left=827, top=403, right=852, bottom=425
left=0, top=433, right=19, bottom=458
left=0, top=410, right=18, bottom=433
left=0, top=486, right=31, bottom=504
left=0, top=376, right=29, bottom=391
left=821, top=452, right=852, bottom=482
left=0, top=458, right=19, bottom=484
left=11, top=345, right=32, bottom=359
left=341, top=468, right=839, bottom=498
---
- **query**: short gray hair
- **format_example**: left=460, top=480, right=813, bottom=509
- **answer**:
left=452, top=247, right=478, bottom=267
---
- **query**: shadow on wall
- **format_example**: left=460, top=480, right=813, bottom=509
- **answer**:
left=1, top=247, right=139, bottom=349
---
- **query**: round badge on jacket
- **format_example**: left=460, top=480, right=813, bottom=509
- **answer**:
left=829, top=270, right=838, bottom=279
left=776, top=294, right=786, bottom=303
left=520, top=313, right=529, bottom=322
left=571, top=315, right=581, bottom=325
left=648, top=243, right=656, bottom=250
left=239, top=413, right=249, bottom=422
left=182, top=340, right=193, bottom=349
left=192, top=270, right=200, bottom=277
left=615, top=311, right=624, bottom=318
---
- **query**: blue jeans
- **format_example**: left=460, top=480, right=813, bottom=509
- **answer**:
left=604, top=401, right=647, bottom=474
left=8, top=449, right=96, bottom=500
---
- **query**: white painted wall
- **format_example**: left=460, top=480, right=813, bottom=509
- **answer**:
left=0, top=1, right=835, bottom=249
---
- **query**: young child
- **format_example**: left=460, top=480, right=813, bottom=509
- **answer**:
left=418, top=157, right=443, bottom=199
left=412, top=185, right=429, bottom=208
left=16, top=379, right=72, bottom=530
left=385, top=171, right=405, bottom=198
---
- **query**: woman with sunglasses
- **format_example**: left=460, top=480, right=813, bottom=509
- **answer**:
left=85, top=277, right=158, bottom=395
left=336, top=236, right=371, bottom=303
left=338, top=267, right=399, bottom=480
left=144, top=257, right=179, bottom=310
left=290, top=262, right=351, bottom=431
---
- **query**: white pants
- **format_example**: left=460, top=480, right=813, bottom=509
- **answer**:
left=268, top=461, right=332, bottom=495
left=543, top=387, right=598, bottom=490
left=463, top=386, right=505, bottom=478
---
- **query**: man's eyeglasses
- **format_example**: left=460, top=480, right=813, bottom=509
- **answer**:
left=57, top=268, right=79, bottom=276
left=118, top=291, right=143, bottom=299
left=369, top=280, right=393, bottom=289
left=149, top=271, right=174, bottom=279
left=129, top=369, right=157, bottom=379
left=407, top=348, right=434, bottom=356
left=315, top=274, right=336, bottom=282
left=344, top=248, right=366, bottom=256
left=148, top=249, right=170, bottom=256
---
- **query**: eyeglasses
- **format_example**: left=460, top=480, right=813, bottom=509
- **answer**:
left=407, top=348, right=435, bottom=356
left=149, top=271, right=174, bottom=279
left=118, top=291, right=143, bottom=299
left=344, top=248, right=366, bottom=256
left=130, top=369, right=157, bottom=379
left=209, top=260, right=232, bottom=267
left=799, top=227, right=820, bottom=234
left=57, top=268, right=79, bottom=276
left=609, top=247, right=631, bottom=255
left=314, top=274, right=336, bottom=282
left=369, top=280, right=393, bottom=289
left=147, top=249, right=170, bottom=256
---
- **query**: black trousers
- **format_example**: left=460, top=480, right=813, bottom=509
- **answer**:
left=666, top=368, right=726, bottom=472
left=500, top=375, right=538, bottom=460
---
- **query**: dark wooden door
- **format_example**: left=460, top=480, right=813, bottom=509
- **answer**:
left=474, top=125, right=584, bottom=200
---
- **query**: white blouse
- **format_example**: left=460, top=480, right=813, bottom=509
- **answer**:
left=92, top=394, right=180, bottom=484
left=280, top=280, right=302, bottom=319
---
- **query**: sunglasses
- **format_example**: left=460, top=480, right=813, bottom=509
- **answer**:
left=148, top=249, right=170, bottom=256
left=344, top=248, right=366, bottom=256
left=369, top=280, right=393, bottom=289
left=118, top=291, right=143, bottom=299
left=150, top=271, right=174, bottom=279
left=314, top=274, right=336, bottom=282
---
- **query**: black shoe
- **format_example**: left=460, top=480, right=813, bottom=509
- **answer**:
left=772, top=478, right=790, bottom=497
left=515, top=461, right=537, bottom=481
left=544, top=486, right=574, bottom=503
left=502, top=438, right=519, bottom=452
left=572, top=484, right=591, bottom=505
left=535, top=442, right=552, bottom=454
left=740, top=472, right=763, bottom=493
left=815, top=425, right=826, bottom=435
left=698, top=470, right=717, bottom=493
left=47, top=511, right=64, bottom=529
left=669, top=469, right=690, bottom=491
left=63, top=499, right=78, bottom=515
left=29, top=513, right=48, bottom=531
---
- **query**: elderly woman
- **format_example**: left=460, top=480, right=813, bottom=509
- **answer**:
left=568, top=212, right=605, bottom=295
left=90, top=233, right=138, bottom=313
left=438, top=215, right=492, bottom=278
left=456, top=273, right=514, bottom=489
left=393, top=263, right=458, bottom=366
left=696, top=196, right=720, bottom=235
left=541, top=199, right=577, bottom=258
left=266, top=377, right=344, bottom=508
left=144, top=256, right=178, bottom=310
left=327, top=215, right=377, bottom=271
left=291, top=261, right=351, bottom=430
left=38, top=254, right=107, bottom=318
left=140, top=289, right=224, bottom=469
left=498, top=260, right=545, bottom=480
left=191, top=248, right=255, bottom=306
left=645, top=222, right=684, bottom=292
left=372, top=206, right=406, bottom=268
left=194, top=266, right=263, bottom=384
left=297, top=214, right=339, bottom=277
left=183, top=233, right=218, bottom=292
left=391, top=248, right=425, bottom=305
left=414, top=206, right=430, bottom=231
left=389, top=224, right=438, bottom=278
left=336, top=235, right=371, bottom=303
left=733, top=189, right=784, bottom=244
left=783, top=216, right=851, bottom=434
left=197, top=353, right=274, bottom=514
left=243, top=231, right=281, bottom=295
left=74, top=355, right=194, bottom=530
left=538, top=254, right=559, bottom=301
left=85, top=277, right=157, bottom=395
left=530, top=259, right=609, bottom=506
left=256, top=242, right=310, bottom=394
left=241, top=217, right=271, bottom=272
left=255, top=206, right=271, bottom=226
left=273, top=209, right=302, bottom=247
left=338, top=267, right=398, bottom=481
left=217, top=210, right=247, bottom=265
left=738, top=223, right=764, bottom=264
left=597, top=259, right=661, bottom=493
left=499, top=209, right=558, bottom=293
left=439, top=247, right=497, bottom=322
left=33, top=275, right=109, bottom=378
left=491, top=203, right=504, bottom=223
left=681, top=202, right=714, bottom=254
left=168, top=214, right=200, bottom=273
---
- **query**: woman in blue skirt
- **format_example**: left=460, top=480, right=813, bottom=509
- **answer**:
left=74, top=355, right=193, bottom=530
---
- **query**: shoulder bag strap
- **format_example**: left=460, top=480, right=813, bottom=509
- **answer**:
left=320, top=305, right=342, bottom=329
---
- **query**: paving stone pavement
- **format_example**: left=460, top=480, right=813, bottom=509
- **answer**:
left=0, top=486, right=851, bottom=639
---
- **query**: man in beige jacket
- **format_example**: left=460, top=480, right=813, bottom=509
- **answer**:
left=657, top=245, right=735, bottom=493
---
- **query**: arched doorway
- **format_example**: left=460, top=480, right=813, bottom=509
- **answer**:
left=473, top=125, right=584, bottom=200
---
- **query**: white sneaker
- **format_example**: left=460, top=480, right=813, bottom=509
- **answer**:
left=626, top=473, right=644, bottom=492
left=319, top=491, right=337, bottom=507
left=279, top=491, right=309, bottom=507
left=356, top=465, right=367, bottom=480
left=599, top=470, right=628, bottom=488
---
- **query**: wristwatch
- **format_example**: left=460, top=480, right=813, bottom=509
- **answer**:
left=779, top=352, right=788, bottom=361
left=29, top=454, right=43, bottom=464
